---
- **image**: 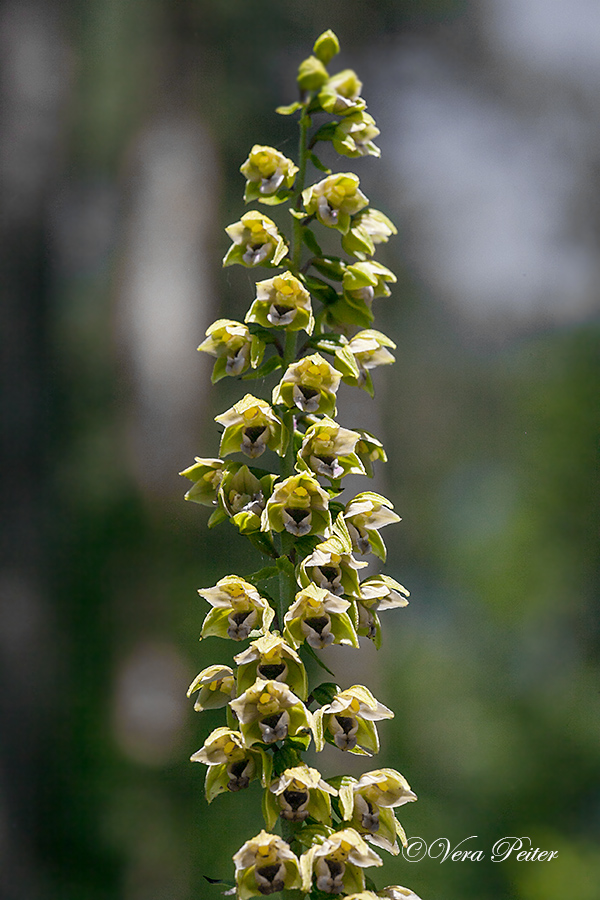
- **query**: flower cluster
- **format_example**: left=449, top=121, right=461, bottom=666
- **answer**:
left=182, top=30, right=424, bottom=900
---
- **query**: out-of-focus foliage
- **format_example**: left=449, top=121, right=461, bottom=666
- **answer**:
left=1, top=1, right=597, bottom=899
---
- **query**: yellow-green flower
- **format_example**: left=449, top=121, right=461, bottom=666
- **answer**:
left=223, top=210, right=288, bottom=268
left=197, top=318, right=264, bottom=382
left=233, top=830, right=302, bottom=900
left=273, top=353, right=341, bottom=416
left=240, top=145, right=299, bottom=205
left=338, top=768, right=416, bottom=855
left=343, top=893, right=380, bottom=900
left=318, top=69, right=366, bottom=115
left=314, top=684, right=393, bottom=756
left=379, top=888, right=424, bottom=900
left=245, top=271, right=314, bottom=333
left=355, top=575, right=409, bottom=647
left=344, top=492, right=401, bottom=561
left=296, top=416, right=365, bottom=480
left=234, top=632, right=307, bottom=700
left=215, top=394, right=288, bottom=459
left=297, top=527, right=367, bottom=598
left=197, top=575, right=274, bottom=641
left=284, top=583, right=359, bottom=651
left=300, top=827, right=382, bottom=895
left=190, top=726, right=269, bottom=801
left=218, top=464, right=277, bottom=534
left=187, top=664, right=235, bottom=711
left=264, top=764, right=337, bottom=828
left=354, top=430, right=387, bottom=478
left=344, top=330, right=396, bottom=394
left=261, top=473, right=331, bottom=538
left=179, top=457, right=225, bottom=506
left=229, top=678, right=314, bottom=747
left=344, top=260, right=397, bottom=302
left=333, top=111, right=381, bottom=158
left=303, top=173, right=369, bottom=233
left=342, top=208, right=397, bottom=259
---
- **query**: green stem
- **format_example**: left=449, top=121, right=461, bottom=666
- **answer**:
left=275, top=106, right=312, bottom=631
left=291, top=108, right=310, bottom=273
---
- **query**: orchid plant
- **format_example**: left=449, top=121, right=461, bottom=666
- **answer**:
left=182, top=30, right=424, bottom=900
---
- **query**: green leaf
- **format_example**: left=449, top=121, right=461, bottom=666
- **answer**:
left=311, top=682, right=341, bottom=706
left=248, top=565, right=279, bottom=584
left=310, top=122, right=338, bottom=144
left=276, top=101, right=302, bottom=115
left=246, top=531, right=278, bottom=559
left=311, top=257, right=346, bottom=280
left=241, top=355, right=282, bottom=380
left=276, top=555, right=296, bottom=578
left=308, top=151, right=331, bottom=174
left=207, top=508, right=228, bottom=529
left=203, top=876, right=236, bottom=887
left=285, top=732, right=312, bottom=753
left=299, top=642, right=336, bottom=677
left=304, top=275, right=339, bottom=305
left=302, top=228, right=323, bottom=257
left=272, top=744, right=303, bottom=776
left=334, top=345, right=360, bottom=379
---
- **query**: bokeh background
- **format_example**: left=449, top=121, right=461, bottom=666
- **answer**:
left=1, top=1, right=599, bottom=899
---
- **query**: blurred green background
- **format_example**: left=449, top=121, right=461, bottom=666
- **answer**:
left=1, top=1, right=598, bottom=899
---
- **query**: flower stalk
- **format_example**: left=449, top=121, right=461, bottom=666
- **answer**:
left=181, top=29, right=425, bottom=900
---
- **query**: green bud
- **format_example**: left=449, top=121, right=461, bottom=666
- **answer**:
left=297, top=55, right=329, bottom=91
left=313, top=29, right=340, bottom=64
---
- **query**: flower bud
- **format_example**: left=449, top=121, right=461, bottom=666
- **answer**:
left=313, top=29, right=340, bottom=64
left=297, top=55, right=329, bottom=91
